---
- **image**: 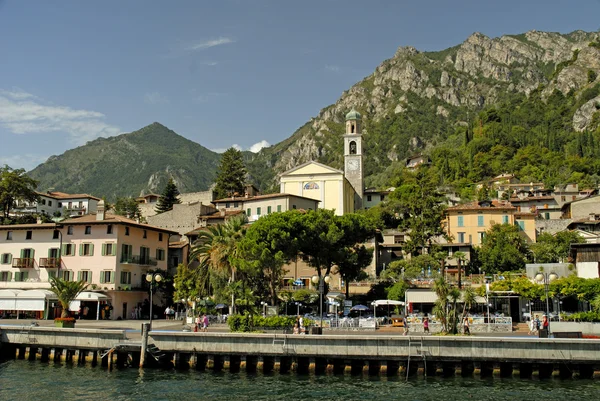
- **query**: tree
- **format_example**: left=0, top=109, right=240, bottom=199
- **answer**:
left=114, top=197, right=142, bottom=220
left=49, top=276, right=88, bottom=318
left=214, top=147, right=247, bottom=199
left=334, top=244, right=372, bottom=299
left=460, top=286, right=477, bottom=324
left=477, top=184, right=491, bottom=202
left=531, top=230, right=584, bottom=263
left=0, top=165, right=39, bottom=221
left=386, top=167, right=447, bottom=255
left=155, top=178, right=181, bottom=214
left=454, top=251, right=467, bottom=289
left=479, top=224, right=531, bottom=273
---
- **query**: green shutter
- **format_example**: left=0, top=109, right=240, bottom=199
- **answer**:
left=110, top=272, right=115, bottom=284
left=48, top=248, right=52, bottom=258
left=89, top=244, right=94, bottom=256
left=102, top=243, right=106, bottom=256
left=111, top=244, right=116, bottom=256
left=79, top=244, right=83, bottom=256
left=8, top=272, right=12, bottom=281
left=30, top=249, right=34, bottom=259
left=71, top=245, right=75, bottom=256
left=87, top=272, right=92, bottom=283
left=23, top=272, right=28, bottom=281
left=100, top=272, right=105, bottom=283
left=77, top=271, right=82, bottom=281
left=20, top=249, right=24, bottom=259
left=7, top=254, right=12, bottom=264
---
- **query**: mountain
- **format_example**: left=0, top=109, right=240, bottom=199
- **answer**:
left=247, top=30, right=600, bottom=192
left=28, top=123, right=221, bottom=200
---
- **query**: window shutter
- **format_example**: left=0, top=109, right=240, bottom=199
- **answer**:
left=87, top=272, right=92, bottom=283
left=110, top=272, right=115, bottom=284
left=111, top=244, right=116, bottom=256
left=102, top=243, right=106, bottom=256
left=8, top=272, right=12, bottom=281
left=31, top=249, right=35, bottom=259
left=89, top=244, right=94, bottom=256
left=79, top=244, right=83, bottom=256
left=7, top=254, right=12, bottom=264
left=100, top=272, right=105, bottom=283
left=20, top=249, right=24, bottom=259
left=23, top=272, right=28, bottom=281
left=77, top=271, right=82, bottom=281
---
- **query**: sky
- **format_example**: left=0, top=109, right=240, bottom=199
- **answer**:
left=1, top=0, right=599, bottom=171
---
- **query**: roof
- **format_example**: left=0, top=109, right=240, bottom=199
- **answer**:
left=278, top=160, right=344, bottom=177
left=514, top=212, right=538, bottom=217
left=509, top=196, right=556, bottom=202
left=0, top=223, right=58, bottom=230
left=201, top=210, right=244, bottom=219
left=568, top=217, right=600, bottom=226
left=446, top=200, right=516, bottom=212
left=39, top=191, right=101, bottom=201
left=168, top=241, right=189, bottom=249
left=61, top=213, right=179, bottom=235
left=345, top=109, right=362, bottom=120
left=213, top=193, right=321, bottom=204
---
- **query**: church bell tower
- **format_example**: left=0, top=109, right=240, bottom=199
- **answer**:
left=343, top=109, right=364, bottom=209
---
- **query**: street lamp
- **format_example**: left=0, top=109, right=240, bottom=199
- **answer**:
left=294, top=302, right=302, bottom=316
left=557, top=299, right=563, bottom=321
left=311, top=274, right=330, bottom=328
left=146, top=272, right=163, bottom=329
left=260, top=301, right=267, bottom=316
left=535, top=272, right=558, bottom=335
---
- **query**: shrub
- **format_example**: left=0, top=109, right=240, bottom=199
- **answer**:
left=227, top=314, right=314, bottom=332
left=563, top=311, right=600, bottom=322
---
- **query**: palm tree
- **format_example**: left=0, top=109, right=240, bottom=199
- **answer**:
left=190, top=215, right=248, bottom=314
left=460, top=286, right=477, bottom=327
left=433, top=276, right=450, bottom=332
left=454, top=251, right=467, bottom=289
left=49, top=276, right=88, bottom=318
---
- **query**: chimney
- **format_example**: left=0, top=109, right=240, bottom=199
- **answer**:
left=96, top=200, right=105, bottom=221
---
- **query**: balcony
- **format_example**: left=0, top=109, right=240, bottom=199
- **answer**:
left=39, top=257, right=60, bottom=268
left=12, top=258, right=35, bottom=268
left=120, top=255, right=158, bottom=266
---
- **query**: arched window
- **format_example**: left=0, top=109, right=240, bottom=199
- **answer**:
left=303, top=182, right=320, bottom=190
left=349, top=141, right=357, bottom=155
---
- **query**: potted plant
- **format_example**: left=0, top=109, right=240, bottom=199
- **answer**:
left=49, top=276, right=88, bottom=328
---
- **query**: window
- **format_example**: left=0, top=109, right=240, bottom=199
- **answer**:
left=6, top=231, right=12, bottom=240
left=502, top=215, right=509, bottom=224
left=102, top=243, right=115, bottom=256
left=100, top=271, right=114, bottom=284
left=156, top=248, right=165, bottom=261
left=267, top=206, right=272, bottom=214
left=478, top=232, right=486, bottom=243
left=257, top=207, right=261, bottom=216
left=545, top=212, right=550, bottom=220
left=67, top=226, right=73, bottom=235
left=58, top=202, right=62, bottom=208
left=53, top=230, right=60, bottom=239
left=107, top=225, right=113, bottom=234
left=78, top=271, right=92, bottom=283
left=120, top=271, right=131, bottom=285
left=125, top=226, right=130, bottom=236
left=78, top=201, right=83, bottom=208
left=42, top=199, right=46, bottom=205
left=1, top=253, right=12, bottom=264
left=14, top=272, right=28, bottom=282
left=477, top=215, right=484, bottom=227
left=277, top=205, right=281, bottom=212
left=85, top=226, right=91, bottom=235
left=26, top=231, right=32, bottom=240
left=21, top=248, right=34, bottom=262
left=247, top=208, right=251, bottom=216
left=158, top=233, right=163, bottom=242
left=226, top=202, right=230, bottom=208
left=121, top=244, right=133, bottom=262
left=143, top=230, right=147, bottom=239
left=381, top=195, right=385, bottom=201
left=62, top=270, right=74, bottom=281
left=367, top=195, right=372, bottom=202
left=48, top=248, right=59, bottom=259
left=0, top=271, right=11, bottom=282
left=80, top=243, right=94, bottom=256
left=68, top=202, right=72, bottom=209
left=292, top=204, right=297, bottom=209
left=457, top=216, right=464, bottom=227
left=140, top=246, right=150, bottom=264
left=48, top=201, right=52, bottom=207
left=516, top=220, right=525, bottom=231
left=457, top=232, right=465, bottom=243
left=63, top=243, right=75, bottom=256
left=561, top=196, right=566, bottom=202
left=234, top=202, right=238, bottom=208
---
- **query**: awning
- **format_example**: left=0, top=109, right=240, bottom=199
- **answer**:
left=405, top=290, right=437, bottom=304
left=16, top=290, right=57, bottom=311
left=70, top=291, right=110, bottom=310
left=0, top=289, right=23, bottom=310
left=372, top=299, right=405, bottom=306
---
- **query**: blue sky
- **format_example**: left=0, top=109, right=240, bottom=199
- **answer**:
left=1, top=0, right=599, bottom=171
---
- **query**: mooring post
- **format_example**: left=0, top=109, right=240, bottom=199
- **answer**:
left=139, top=322, right=150, bottom=368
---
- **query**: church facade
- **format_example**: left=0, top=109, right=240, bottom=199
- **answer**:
left=278, top=110, right=365, bottom=216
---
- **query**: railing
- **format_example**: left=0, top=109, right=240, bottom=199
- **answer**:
left=11, top=258, right=34, bottom=268
left=120, top=255, right=158, bottom=266
left=39, top=257, right=60, bottom=268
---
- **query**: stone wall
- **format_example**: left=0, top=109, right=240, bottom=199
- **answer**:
left=147, top=202, right=217, bottom=236
left=536, top=219, right=572, bottom=235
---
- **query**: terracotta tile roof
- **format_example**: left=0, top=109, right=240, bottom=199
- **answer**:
left=61, top=213, right=179, bottom=235
left=0, top=223, right=58, bottom=230
left=213, top=193, right=320, bottom=203
left=168, top=240, right=189, bottom=248
left=446, top=200, right=516, bottom=212
left=509, top=196, right=555, bottom=202
left=200, top=210, right=243, bottom=219
left=39, top=191, right=101, bottom=201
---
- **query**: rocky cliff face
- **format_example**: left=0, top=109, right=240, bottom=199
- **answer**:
left=250, top=30, right=600, bottom=190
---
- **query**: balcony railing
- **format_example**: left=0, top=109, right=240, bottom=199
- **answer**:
left=120, top=255, right=158, bottom=266
left=39, top=257, right=60, bottom=268
left=12, top=258, right=35, bottom=268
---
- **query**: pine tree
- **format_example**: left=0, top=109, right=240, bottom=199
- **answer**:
left=214, top=148, right=247, bottom=199
left=155, top=178, right=181, bottom=214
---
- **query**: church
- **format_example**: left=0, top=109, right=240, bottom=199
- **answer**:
left=279, top=109, right=365, bottom=215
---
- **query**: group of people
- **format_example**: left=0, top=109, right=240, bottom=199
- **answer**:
left=292, top=315, right=305, bottom=334
left=195, top=314, right=209, bottom=332
left=164, top=306, right=176, bottom=320
left=528, top=314, right=549, bottom=335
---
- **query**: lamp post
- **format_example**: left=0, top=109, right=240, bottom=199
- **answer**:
left=146, top=272, right=163, bottom=329
left=260, top=301, right=267, bottom=317
left=535, top=272, right=558, bottom=335
left=294, top=302, right=302, bottom=316
left=557, top=299, right=563, bottom=321
left=311, top=274, right=330, bottom=328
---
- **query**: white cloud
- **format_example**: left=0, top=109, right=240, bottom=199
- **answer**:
left=211, top=141, right=269, bottom=154
left=325, top=64, right=341, bottom=72
left=186, top=37, right=235, bottom=51
left=144, top=92, right=170, bottom=105
left=249, top=140, right=270, bottom=153
left=0, top=89, right=121, bottom=145
left=0, top=153, right=49, bottom=171
left=201, top=61, right=218, bottom=66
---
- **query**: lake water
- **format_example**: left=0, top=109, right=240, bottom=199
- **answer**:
left=1, top=359, right=599, bottom=401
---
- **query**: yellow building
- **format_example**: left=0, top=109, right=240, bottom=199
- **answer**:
left=445, top=200, right=537, bottom=245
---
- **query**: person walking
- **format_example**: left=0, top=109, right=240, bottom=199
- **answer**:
left=195, top=314, right=201, bottom=332
left=202, top=314, right=209, bottom=332
left=402, top=315, right=409, bottom=336
left=423, top=316, right=429, bottom=334
left=463, top=317, right=470, bottom=335
left=299, top=316, right=305, bottom=334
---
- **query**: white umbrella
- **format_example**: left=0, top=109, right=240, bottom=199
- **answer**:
left=372, top=299, right=405, bottom=319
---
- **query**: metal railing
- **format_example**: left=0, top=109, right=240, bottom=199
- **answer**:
left=120, top=255, right=158, bottom=266
left=39, top=257, right=60, bottom=268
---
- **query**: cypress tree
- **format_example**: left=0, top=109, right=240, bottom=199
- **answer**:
left=155, top=178, right=181, bottom=214
left=214, top=148, right=247, bottom=199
